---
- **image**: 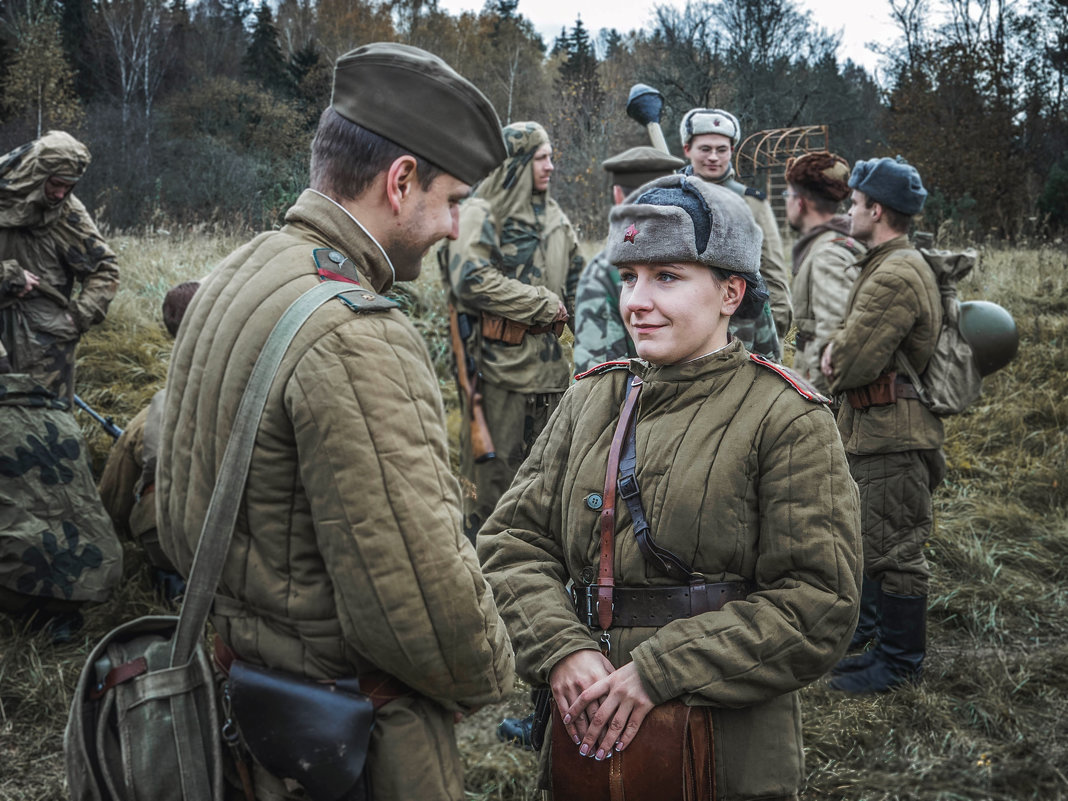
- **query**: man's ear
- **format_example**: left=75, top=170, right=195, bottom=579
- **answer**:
left=722, top=275, right=746, bottom=316
left=385, top=155, right=419, bottom=214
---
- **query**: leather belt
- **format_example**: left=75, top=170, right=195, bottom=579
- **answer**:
left=894, top=376, right=921, bottom=400
left=572, top=581, right=752, bottom=629
left=213, top=635, right=412, bottom=711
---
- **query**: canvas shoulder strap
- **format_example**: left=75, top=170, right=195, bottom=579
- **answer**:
left=170, top=280, right=355, bottom=667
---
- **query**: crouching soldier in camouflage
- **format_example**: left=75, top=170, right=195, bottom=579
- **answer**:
left=0, top=373, right=123, bottom=642
left=440, top=121, right=584, bottom=542
left=0, top=132, right=120, bottom=404
left=679, top=107, right=791, bottom=360
left=573, top=146, right=685, bottom=373
left=821, top=156, right=943, bottom=694
left=97, top=280, right=199, bottom=601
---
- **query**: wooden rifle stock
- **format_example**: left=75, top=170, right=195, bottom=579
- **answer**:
left=448, top=304, right=496, bottom=462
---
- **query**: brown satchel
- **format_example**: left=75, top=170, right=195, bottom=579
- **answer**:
left=550, top=698, right=714, bottom=801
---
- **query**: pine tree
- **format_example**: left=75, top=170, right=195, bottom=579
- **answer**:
left=244, top=1, right=290, bottom=94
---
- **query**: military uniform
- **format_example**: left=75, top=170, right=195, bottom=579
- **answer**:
left=157, top=189, right=514, bottom=801
left=681, top=165, right=788, bottom=360
left=572, top=250, right=633, bottom=373
left=829, top=234, right=944, bottom=596
left=97, top=390, right=175, bottom=574
left=0, top=133, right=120, bottom=403
left=478, top=344, right=862, bottom=799
left=440, top=123, right=584, bottom=540
left=790, top=215, right=864, bottom=394
left=0, top=373, right=122, bottom=617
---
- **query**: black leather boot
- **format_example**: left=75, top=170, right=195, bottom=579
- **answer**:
left=831, top=576, right=882, bottom=676
left=829, top=591, right=926, bottom=693
left=497, top=713, right=536, bottom=751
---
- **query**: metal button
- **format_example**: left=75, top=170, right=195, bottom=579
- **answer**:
left=328, top=250, right=345, bottom=264
left=585, top=492, right=603, bottom=510
left=580, top=566, right=596, bottom=584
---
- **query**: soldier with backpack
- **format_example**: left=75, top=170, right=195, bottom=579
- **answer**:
left=820, top=156, right=943, bottom=694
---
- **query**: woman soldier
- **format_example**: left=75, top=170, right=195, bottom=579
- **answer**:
left=478, top=174, right=862, bottom=800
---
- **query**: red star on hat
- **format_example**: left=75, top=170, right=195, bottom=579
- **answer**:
left=713, top=119, right=721, bottom=126
left=624, top=224, right=638, bottom=243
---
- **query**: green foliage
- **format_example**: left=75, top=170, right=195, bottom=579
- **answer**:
left=243, top=1, right=291, bottom=95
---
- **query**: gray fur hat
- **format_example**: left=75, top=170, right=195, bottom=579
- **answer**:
left=606, top=174, right=762, bottom=276
left=679, top=108, right=741, bottom=148
left=849, top=155, right=927, bottom=215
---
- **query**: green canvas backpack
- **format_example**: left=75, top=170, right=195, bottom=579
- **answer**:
left=64, top=281, right=357, bottom=801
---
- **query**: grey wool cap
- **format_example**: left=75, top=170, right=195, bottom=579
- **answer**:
left=849, top=155, right=927, bottom=215
left=331, top=43, right=506, bottom=186
left=606, top=174, right=762, bottom=275
left=601, top=146, right=686, bottom=185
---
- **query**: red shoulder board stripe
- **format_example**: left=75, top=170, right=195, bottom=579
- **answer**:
left=749, top=354, right=831, bottom=404
left=575, top=360, right=631, bottom=381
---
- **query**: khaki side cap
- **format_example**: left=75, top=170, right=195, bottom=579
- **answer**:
left=332, top=43, right=506, bottom=186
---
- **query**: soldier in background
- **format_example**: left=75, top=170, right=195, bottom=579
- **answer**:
left=679, top=107, right=791, bottom=360
left=822, top=156, right=942, bottom=694
left=97, top=280, right=199, bottom=601
left=784, top=151, right=865, bottom=395
left=573, top=146, right=685, bottom=374
left=0, top=131, right=120, bottom=403
left=440, top=121, right=584, bottom=543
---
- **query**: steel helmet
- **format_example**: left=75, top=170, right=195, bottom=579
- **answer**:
left=959, top=300, right=1019, bottom=376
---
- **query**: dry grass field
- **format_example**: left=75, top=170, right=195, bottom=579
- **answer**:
left=1, top=230, right=1066, bottom=801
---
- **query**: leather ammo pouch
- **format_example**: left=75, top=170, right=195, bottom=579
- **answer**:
left=227, top=660, right=374, bottom=801
left=846, top=370, right=898, bottom=410
left=550, top=698, right=714, bottom=801
left=481, top=311, right=565, bottom=344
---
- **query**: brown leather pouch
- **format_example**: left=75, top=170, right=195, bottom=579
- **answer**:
left=846, top=371, right=898, bottom=410
left=481, top=312, right=528, bottom=345
left=227, top=660, right=373, bottom=801
left=550, top=699, right=714, bottom=801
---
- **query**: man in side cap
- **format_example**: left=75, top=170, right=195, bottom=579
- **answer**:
left=156, top=43, right=514, bottom=800
left=0, top=131, right=120, bottom=403
left=572, top=145, right=685, bottom=373
left=679, top=107, right=792, bottom=360
left=784, top=151, right=865, bottom=395
left=820, top=155, right=944, bottom=695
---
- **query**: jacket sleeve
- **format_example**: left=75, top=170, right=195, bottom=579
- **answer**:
left=747, top=196, right=792, bottom=337
left=286, top=316, right=514, bottom=710
left=573, top=256, right=630, bottom=373
left=828, top=263, right=923, bottom=392
left=563, top=223, right=584, bottom=323
left=629, top=401, right=862, bottom=707
left=477, top=386, right=603, bottom=683
left=810, top=241, right=859, bottom=355
left=53, top=197, right=119, bottom=333
left=444, top=201, right=561, bottom=324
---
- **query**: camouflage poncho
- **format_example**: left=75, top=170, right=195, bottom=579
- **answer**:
left=0, top=132, right=119, bottom=400
left=440, top=121, right=584, bottom=392
left=0, top=374, right=122, bottom=604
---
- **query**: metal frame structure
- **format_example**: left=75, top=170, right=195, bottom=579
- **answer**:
left=735, top=125, right=830, bottom=231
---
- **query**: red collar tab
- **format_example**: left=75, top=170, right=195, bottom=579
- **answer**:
left=312, top=248, right=362, bottom=285
left=575, top=360, right=631, bottom=381
left=749, top=353, right=831, bottom=404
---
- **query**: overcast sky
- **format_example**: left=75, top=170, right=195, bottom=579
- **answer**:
left=435, top=0, right=904, bottom=79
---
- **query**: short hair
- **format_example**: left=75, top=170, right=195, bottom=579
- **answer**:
left=309, top=107, right=445, bottom=201
left=162, top=281, right=200, bottom=337
left=861, top=193, right=912, bottom=234
left=793, top=183, right=840, bottom=216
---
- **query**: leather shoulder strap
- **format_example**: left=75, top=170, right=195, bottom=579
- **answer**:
left=171, top=280, right=353, bottom=667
